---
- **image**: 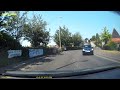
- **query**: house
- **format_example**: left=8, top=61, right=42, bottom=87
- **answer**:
left=111, top=29, right=120, bottom=48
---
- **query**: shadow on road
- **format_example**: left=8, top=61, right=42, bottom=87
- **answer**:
left=55, top=59, right=89, bottom=70
left=20, top=56, right=55, bottom=67
left=57, top=53, right=64, bottom=55
left=40, top=58, right=53, bottom=62
left=83, top=54, right=94, bottom=56
left=21, top=58, right=54, bottom=67
left=46, top=55, right=56, bottom=57
left=46, top=53, right=64, bottom=57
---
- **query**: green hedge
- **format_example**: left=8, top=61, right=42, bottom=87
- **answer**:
left=118, top=47, right=120, bottom=51
left=103, top=41, right=117, bottom=50
left=43, top=47, right=54, bottom=55
left=0, top=31, right=22, bottom=50
left=43, top=47, right=60, bottom=55
left=66, top=46, right=82, bottom=50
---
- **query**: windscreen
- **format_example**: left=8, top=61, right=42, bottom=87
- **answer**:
left=0, top=11, right=120, bottom=79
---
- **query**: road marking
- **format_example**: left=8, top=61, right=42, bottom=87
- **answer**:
left=95, top=54, right=120, bottom=64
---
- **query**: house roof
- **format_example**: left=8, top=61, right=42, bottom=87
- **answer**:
left=112, top=29, right=120, bottom=38
left=111, top=38, right=120, bottom=43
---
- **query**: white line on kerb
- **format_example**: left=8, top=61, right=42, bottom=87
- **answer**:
left=95, top=54, right=120, bottom=64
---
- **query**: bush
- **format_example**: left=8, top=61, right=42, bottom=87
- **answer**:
left=103, top=41, right=117, bottom=50
left=43, top=47, right=62, bottom=55
left=118, top=47, right=120, bottom=51
left=108, top=41, right=117, bottom=50
left=43, top=47, right=54, bottom=55
left=43, top=47, right=51, bottom=55
left=102, top=45, right=110, bottom=50
left=0, top=31, right=22, bottom=49
left=66, top=46, right=82, bottom=50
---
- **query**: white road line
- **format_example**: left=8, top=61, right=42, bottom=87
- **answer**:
left=95, top=54, right=120, bottom=64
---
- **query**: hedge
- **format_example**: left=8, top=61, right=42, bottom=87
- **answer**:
left=66, top=46, right=82, bottom=50
left=102, top=41, right=117, bottom=50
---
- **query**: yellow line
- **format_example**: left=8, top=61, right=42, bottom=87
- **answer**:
left=95, top=54, right=120, bottom=64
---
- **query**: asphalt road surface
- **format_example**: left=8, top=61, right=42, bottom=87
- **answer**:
left=18, top=50, right=120, bottom=71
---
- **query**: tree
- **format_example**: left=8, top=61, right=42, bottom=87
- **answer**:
left=1, top=11, right=17, bottom=31
left=72, top=32, right=83, bottom=46
left=0, top=11, right=28, bottom=48
left=107, top=41, right=117, bottom=50
left=3, top=11, right=28, bottom=41
left=95, top=33, right=101, bottom=46
left=0, top=31, right=22, bottom=49
left=54, top=26, right=72, bottom=47
left=0, top=11, right=9, bottom=29
left=101, top=27, right=112, bottom=45
left=23, top=15, right=49, bottom=47
left=90, top=35, right=96, bottom=41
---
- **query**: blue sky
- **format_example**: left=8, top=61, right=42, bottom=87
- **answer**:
left=21, top=11, right=120, bottom=46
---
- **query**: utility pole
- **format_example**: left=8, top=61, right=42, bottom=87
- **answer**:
left=59, top=28, right=61, bottom=49
left=59, top=17, right=62, bottom=49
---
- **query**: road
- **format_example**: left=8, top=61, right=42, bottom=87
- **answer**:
left=18, top=50, right=120, bottom=71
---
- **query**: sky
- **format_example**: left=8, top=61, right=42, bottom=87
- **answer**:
left=20, top=11, right=120, bottom=46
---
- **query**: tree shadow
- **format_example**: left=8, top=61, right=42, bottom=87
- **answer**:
left=45, top=52, right=64, bottom=57
left=40, top=58, right=53, bottom=62
left=56, top=52, right=64, bottom=55
left=30, top=58, right=54, bottom=66
left=55, top=59, right=89, bottom=70
left=59, top=53, right=64, bottom=55
left=46, top=55, right=56, bottom=57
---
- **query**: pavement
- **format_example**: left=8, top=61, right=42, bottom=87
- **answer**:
left=94, top=49, right=120, bottom=61
left=0, top=56, right=46, bottom=74
left=0, top=49, right=120, bottom=74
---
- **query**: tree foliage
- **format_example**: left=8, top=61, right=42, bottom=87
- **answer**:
left=72, top=32, right=83, bottom=46
left=0, top=12, right=20, bottom=49
left=0, top=31, right=22, bottom=49
left=95, top=33, right=101, bottom=47
left=90, top=35, right=96, bottom=41
left=54, top=26, right=83, bottom=47
left=54, top=26, right=72, bottom=47
left=23, top=15, right=49, bottom=47
left=0, top=11, right=9, bottom=29
left=2, top=11, right=28, bottom=41
left=101, top=27, right=112, bottom=45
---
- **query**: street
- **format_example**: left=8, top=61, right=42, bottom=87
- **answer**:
left=18, top=49, right=120, bottom=71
